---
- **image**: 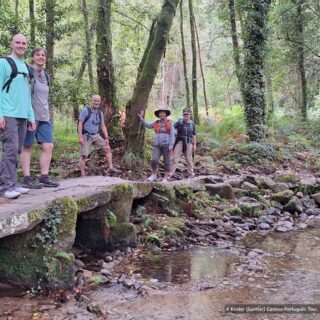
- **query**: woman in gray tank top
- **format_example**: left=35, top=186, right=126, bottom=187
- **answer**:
left=20, top=47, right=59, bottom=188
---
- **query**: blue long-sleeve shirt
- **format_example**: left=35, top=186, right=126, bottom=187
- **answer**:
left=141, top=118, right=174, bottom=147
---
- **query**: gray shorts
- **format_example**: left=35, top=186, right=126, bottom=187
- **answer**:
left=80, top=134, right=106, bottom=156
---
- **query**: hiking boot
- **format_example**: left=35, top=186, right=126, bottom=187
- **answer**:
left=147, top=174, right=157, bottom=182
left=108, top=167, right=121, bottom=174
left=13, top=184, right=30, bottom=194
left=23, top=178, right=43, bottom=189
left=40, top=176, right=60, bottom=188
left=3, top=187, right=21, bottom=199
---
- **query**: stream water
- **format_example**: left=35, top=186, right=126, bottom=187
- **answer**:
left=1, top=228, right=320, bottom=320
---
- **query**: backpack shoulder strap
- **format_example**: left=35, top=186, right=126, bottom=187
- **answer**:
left=25, top=63, right=34, bottom=80
left=44, top=71, right=50, bottom=86
left=99, top=110, right=104, bottom=125
left=84, top=106, right=91, bottom=123
left=2, top=57, right=18, bottom=93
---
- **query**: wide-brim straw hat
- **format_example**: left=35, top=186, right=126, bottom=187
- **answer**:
left=154, top=108, right=171, bottom=118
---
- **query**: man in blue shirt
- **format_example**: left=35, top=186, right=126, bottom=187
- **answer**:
left=78, top=95, right=120, bottom=176
left=0, top=34, right=36, bottom=199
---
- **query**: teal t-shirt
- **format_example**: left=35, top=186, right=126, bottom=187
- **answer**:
left=0, top=55, right=34, bottom=121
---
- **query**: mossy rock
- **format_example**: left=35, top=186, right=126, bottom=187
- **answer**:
left=239, top=202, right=263, bottom=217
left=107, top=222, right=137, bottom=250
left=107, top=184, right=135, bottom=223
left=274, top=172, right=300, bottom=184
left=271, top=190, right=294, bottom=205
left=223, top=206, right=242, bottom=215
left=0, top=223, right=75, bottom=289
left=147, top=185, right=181, bottom=217
left=47, top=253, right=75, bottom=289
left=75, top=189, right=113, bottom=212
left=132, top=183, right=154, bottom=199
left=163, top=226, right=183, bottom=237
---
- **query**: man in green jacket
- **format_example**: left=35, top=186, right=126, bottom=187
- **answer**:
left=0, top=34, right=36, bottom=199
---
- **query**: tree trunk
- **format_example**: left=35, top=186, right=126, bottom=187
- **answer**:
left=46, top=0, right=55, bottom=122
left=29, top=0, right=35, bottom=46
left=15, top=0, right=19, bottom=18
left=180, top=0, right=191, bottom=107
left=296, top=0, right=307, bottom=120
left=265, top=65, right=274, bottom=121
left=96, top=0, right=119, bottom=137
left=194, top=15, right=209, bottom=117
left=13, top=0, right=19, bottom=34
left=229, top=0, right=244, bottom=101
left=124, top=0, right=180, bottom=158
left=242, top=0, right=271, bottom=141
left=81, top=0, right=94, bottom=91
left=72, top=55, right=87, bottom=120
left=136, top=19, right=157, bottom=82
left=188, top=0, right=199, bottom=123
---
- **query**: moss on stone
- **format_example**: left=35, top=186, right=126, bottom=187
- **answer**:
left=76, top=197, right=92, bottom=213
left=107, top=222, right=137, bottom=250
left=54, top=197, right=78, bottom=238
left=275, top=172, right=300, bottom=184
left=112, top=183, right=134, bottom=200
left=46, top=256, right=74, bottom=289
left=223, top=206, right=242, bottom=215
left=106, top=210, right=117, bottom=229
left=28, top=209, right=45, bottom=223
left=55, top=251, right=75, bottom=263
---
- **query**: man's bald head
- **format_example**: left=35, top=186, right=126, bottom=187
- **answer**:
left=11, top=34, right=28, bottom=59
left=91, top=95, right=101, bottom=109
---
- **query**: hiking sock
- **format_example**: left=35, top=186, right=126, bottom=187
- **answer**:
left=24, top=176, right=32, bottom=184
left=40, top=174, right=48, bottom=182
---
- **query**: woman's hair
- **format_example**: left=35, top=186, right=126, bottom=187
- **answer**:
left=31, top=47, right=47, bottom=57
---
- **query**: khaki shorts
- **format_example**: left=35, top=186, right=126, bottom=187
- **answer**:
left=80, top=134, right=106, bottom=156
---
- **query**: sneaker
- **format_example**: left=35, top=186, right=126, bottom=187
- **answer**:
left=162, top=178, right=168, bottom=183
left=147, top=174, right=157, bottom=182
left=39, top=176, right=60, bottom=188
left=13, top=184, right=30, bottom=194
left=3, top=188, right=21, bottom=199
left=23, top=179, right=43, bottom=189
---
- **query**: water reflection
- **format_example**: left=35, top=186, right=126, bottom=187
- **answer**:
left=130, top=247, right=238, bottom=284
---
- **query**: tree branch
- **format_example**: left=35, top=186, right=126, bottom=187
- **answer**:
left=113, top=9, right=149, bottom=31
left=284, top=34, right=320, bottom=59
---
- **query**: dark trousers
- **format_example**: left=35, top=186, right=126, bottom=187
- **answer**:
left=151, top=144, right=170, bottom=173
left=0, top=117, right=27, bottom=189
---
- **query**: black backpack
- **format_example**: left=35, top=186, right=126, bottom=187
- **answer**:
left=78, top=106, right=103, bottom=134
left=1, top=56, right=34, bottom=92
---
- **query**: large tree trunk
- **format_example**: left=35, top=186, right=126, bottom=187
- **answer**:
left=180, top=0, right=191, bottom=107
left=72, top=55, right=87, bottom=120
left=242, top=0, right=271, bottom=141
left=81, top=0, right=94, bottom=91
left=188, top=0, right=199, bottom=123
left=46, top=0, right=55, bottom=122
left=296, top=0, right=307, bottom=120
left=124, top=0, right=180, bottom=158
left=29, top=0, right=35, bottom=46
left=96, top=0, right=119, bottom=137
left=229, top=0, right=244, bottom=101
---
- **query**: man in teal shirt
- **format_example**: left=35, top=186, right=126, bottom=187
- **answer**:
left=0, top=34, right=36, bottom=199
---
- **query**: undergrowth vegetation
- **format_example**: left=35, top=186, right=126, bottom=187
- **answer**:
left=24, top=105, right=320, bottom=176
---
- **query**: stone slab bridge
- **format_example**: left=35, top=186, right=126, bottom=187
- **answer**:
left=0, top=175, right=223, bottom=289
